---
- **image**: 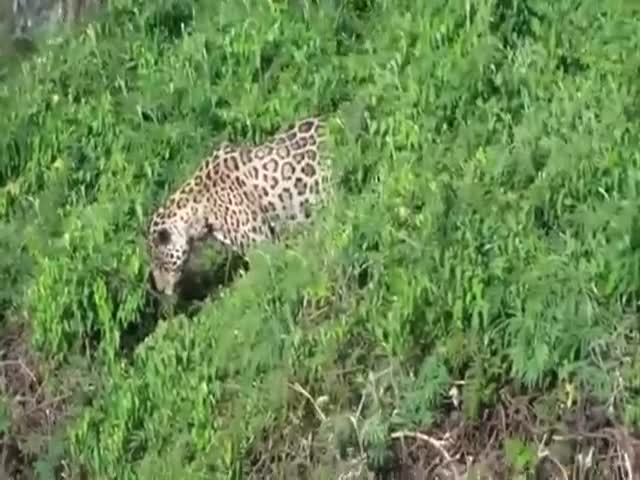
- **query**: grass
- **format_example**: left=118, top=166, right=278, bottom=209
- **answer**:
left=2, top=0, right=640, bottom=478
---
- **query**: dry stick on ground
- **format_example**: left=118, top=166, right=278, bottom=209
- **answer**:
left=390, top=431, right=453, bottom=463
left=535, top=426, right=636, bottom=479
left=287, top=382, right=327, bottom=422
left=619, top=445, right=633, bottom=480
left=0, top=359, right=38, bottom=385
left=390, top=431, right=462, bottom=480
left=537, top=448, right=569, bottom=480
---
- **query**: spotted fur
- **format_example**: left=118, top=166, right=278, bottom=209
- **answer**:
left=147, top=116, right=331, bottom=294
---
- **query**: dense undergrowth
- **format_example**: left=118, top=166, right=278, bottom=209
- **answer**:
left=2, top=0, right=640, bottom=478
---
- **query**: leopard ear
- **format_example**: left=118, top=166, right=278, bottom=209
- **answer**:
left=155, top=227, right=172, bottom=246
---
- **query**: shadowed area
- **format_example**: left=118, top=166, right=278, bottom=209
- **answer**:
left=118, top=251, right=249, bottom=359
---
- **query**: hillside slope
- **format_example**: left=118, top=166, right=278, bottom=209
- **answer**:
left=2, top=0, right=640, bottom=478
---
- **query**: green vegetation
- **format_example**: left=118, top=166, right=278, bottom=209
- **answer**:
left=2, top=0, right=640, bottom=478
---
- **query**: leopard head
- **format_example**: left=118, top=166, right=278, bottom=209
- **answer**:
left=147, top=208, right=192, bottom=296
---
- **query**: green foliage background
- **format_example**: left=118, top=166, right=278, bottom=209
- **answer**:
left=2, top=0, right=640, bottom=478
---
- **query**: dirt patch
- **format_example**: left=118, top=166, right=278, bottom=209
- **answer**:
left=0, top=318, right=87, bottom=480
left=247, top=385, right=640, bottom=479
left=385, top=392, right=640, bottom=479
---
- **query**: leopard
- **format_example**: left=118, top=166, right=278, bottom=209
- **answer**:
left=146, top=115, right=332, bottom=295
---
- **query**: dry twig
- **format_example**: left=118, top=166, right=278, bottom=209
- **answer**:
left=287, top=382, right=327, bottom=422
left=390, top=430, right=453, bottom=463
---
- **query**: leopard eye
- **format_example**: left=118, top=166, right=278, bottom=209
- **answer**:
left=156, top=227, right=171, bottom=246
